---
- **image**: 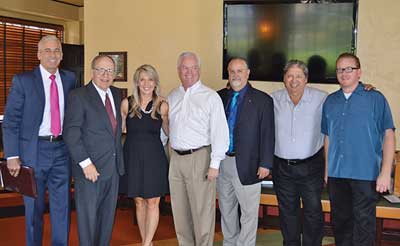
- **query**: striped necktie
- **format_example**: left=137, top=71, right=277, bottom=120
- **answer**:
left=105, top=93, right=117, bottom=135
left=228, top=91, right=239, bottom=153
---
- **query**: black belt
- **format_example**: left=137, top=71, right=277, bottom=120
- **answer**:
left=38, top=135, right=63, bottom=142
left=275, top=149, right=323, bottom=166
left=174, top=147, right=203, bottom=156
left=226, top=152, right=236, bottom=157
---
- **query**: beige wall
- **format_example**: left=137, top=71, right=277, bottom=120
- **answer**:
left=84, top=0, right=226, bottom=94
left=0, top=0, right=79, bottom=21
left=357, top=0, right=400, bottom=145
left=85, top=0, right=400, bottom=147
left=0, top=0, right=83, bottom=44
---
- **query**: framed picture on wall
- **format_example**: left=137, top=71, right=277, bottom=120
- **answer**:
left=99, top=51, right=127, bottom=81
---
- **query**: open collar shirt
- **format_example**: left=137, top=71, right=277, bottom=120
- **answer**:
left=321, top=82, right=395, bottom=180
left=272, top=86, right=327, bottom=159
left=168, top=80, right=229, bottom=169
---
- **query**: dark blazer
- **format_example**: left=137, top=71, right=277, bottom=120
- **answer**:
left=63, top=82, right=124, bottom=180
left=2, top=66, right=76, bottom=167
left=218, top=83, right=275, bottom=185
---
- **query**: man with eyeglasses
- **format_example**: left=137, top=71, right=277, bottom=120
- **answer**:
left=63, top=55, right=125, bottom=245
left=322, top=53, right=396, bottom=245
left=168, top=51, right=229, bottom=246
left=2, top=35, right=76, bottom=245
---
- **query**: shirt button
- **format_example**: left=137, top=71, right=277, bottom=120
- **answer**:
left=292, top=138, right=295, bottom=142
left=342, top=113, right=345, bottom=116
left=340, top=154, right=344, bottom=158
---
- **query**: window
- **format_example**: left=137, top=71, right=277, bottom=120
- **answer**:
left=0, top=16, right=64, bottom=114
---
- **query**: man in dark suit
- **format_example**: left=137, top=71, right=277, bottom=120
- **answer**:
left=2, top=35, right=76, bottom=246
left=63, top=55, right=124, bottom=246
left=217, top=57, right=275, bottom=245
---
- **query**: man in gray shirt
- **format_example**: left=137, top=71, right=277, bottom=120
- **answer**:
left=271, top=60, right=327, bottom=246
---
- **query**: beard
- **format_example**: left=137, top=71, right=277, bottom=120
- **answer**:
left=230, top=80, right=242, bottom=88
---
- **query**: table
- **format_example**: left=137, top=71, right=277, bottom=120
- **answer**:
left=260, top=187, right=400, bottom=245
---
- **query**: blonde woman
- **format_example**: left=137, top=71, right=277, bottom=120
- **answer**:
left=121, top=64, right=169, bottom=246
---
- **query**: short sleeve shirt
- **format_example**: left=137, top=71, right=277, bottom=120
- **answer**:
left=321, top=83, right=395, bottom=181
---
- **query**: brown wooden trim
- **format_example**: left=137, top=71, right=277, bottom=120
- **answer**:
left=0, top=16, right=64, bottom=31
left=51, top=0, right=83, bottom=7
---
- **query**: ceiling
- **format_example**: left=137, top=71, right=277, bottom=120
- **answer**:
left=51, top=0, right=83, bottom=7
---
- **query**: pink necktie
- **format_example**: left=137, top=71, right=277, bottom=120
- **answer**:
left=50, top=74, right=61, bottom=137
left=105, top=93, right=117, bottom=135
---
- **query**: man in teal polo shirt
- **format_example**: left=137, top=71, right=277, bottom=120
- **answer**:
left=321, top=53, right=396, bottom=246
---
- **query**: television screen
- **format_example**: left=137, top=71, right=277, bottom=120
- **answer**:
left=223, top=1, right=357, bottom=84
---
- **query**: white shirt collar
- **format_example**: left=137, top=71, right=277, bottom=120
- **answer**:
left=92, top=81, right=112, bottom=97
left=179, top=80, right=202, bottom=93
left=39, top=64, right=60, bottom=81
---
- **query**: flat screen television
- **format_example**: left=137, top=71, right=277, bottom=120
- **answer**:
left=223, top=0, right=358, bottom=84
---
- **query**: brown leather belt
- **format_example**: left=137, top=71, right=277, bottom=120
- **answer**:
left=173, top=147, right=203, bottom=156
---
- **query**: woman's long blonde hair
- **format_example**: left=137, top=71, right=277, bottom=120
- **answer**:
left=128, top=64, right=162, bottom=120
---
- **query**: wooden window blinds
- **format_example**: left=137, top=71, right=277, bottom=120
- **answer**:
left=0, top=16, right=64, bottom=114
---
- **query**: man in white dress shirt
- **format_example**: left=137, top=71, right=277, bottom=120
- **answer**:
left=168, top=51, right=229, bottom=246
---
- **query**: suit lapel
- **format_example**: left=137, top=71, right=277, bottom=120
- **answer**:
left=110, top=86, right=121, bottom=136
left=221, top=89, right=229, bottom=107
left=87, top=82, right=114, bottom=136
left=33, top=67, right=45, bottom=120
left=59, top=69, right=71, bottom=107
left=236, top=84, right=253, bottom=126
left=221, top=89, right=233, bottom=117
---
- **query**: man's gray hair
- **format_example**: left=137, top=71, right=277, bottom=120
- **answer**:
left=283, top=59, right=308, bottom=78
left=38, top=35, right=61, bottom=51
left=177, top=51, right=201, bottom=68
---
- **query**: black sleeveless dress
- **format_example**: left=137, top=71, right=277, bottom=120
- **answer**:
left=121, top=100, right=169, bottom=198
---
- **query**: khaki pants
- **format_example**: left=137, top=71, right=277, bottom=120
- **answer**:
left=169, top=146, right=216, bottom=246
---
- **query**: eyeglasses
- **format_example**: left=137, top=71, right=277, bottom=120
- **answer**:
left=336, top=67, right=359, bottom=74
left=40, top=48, right=62, bottom=55
left=93, top=67, right=115, bottom=75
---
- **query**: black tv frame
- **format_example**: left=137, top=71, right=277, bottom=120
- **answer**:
left=222, top=0, right=359, bottom=84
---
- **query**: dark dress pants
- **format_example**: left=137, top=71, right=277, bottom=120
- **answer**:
left=74, top=170, right=119, bottom=246
left=24, top=140, right=71, bottom=246
left=328, top=177, right=379, bottom=246
left=273, top=151, right=324, bottom=246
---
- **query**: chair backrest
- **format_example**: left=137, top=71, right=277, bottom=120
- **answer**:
left=393, top=151, right=400, bottom=196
